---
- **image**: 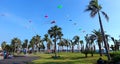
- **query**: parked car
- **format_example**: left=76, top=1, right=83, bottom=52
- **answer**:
left=0, top=51, right=3, bottom=56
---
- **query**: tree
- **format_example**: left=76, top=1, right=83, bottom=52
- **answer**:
left=84, top=34, right=90, bottom=57
left=111, top=37, right=120, bottom=51
left=89, top=34, right=96, bottom=56
left=5, top=44, right=12, bottom=54
left=11, top=38, right=21, bottom=55
left=22, top=39, right=28, bottom=49
left=43, top=34, right=52, bottom=52
left=85, top=0, right=111, bottom=60
left=64, top=39, right=70, bottom=52
left=70, top=40, right=76, bottom=53
left=105, top=35, right=110, bottom=51
left=92, top=30, right=103, bottom=56
left=48, top=25, right=63, bottom=57
left=57, top=39, right=65, bottom=52
left=35, top=35, right=41, bottom=52
left=80, top=40, right=84, bottom=52
left=110, top=45, right=115, bottom=51
left=22, top=39, right=28, bottom=54
left=73, top=35, right=80, bottom=52
left=30, top=36, right=36, bottom=53
left=84, top=34, right=95, bottom=57
left=1, top=41, right=7, bottom=50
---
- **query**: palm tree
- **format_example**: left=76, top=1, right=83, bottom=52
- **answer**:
left=30, top=36, right=36, bottom=53
left=89, top=34, right=96, bottom=56
left=84, top=34, right=90, bottom=57
left=85, top=0, right=110, bottom=60
left=73, top=35, right=80, bottom=52
left=5, top=44, right=12, bottom=53
left=64, top=39, right=70, bottom=52
left=105, top=35, right=110, bottom=51
left=1, top=41, right=7, bottom=50
left=58, top=32, right=64, bottom=52
left=84, top=34, right=95, bottom=57
left=92, top=30, right=103, bottom=56
left=43, top=34, right=52, bottom=53
left=22, top=39, right=28, bottom=49
left=111, top=37, right=120, bottom=51
left=22, top=39, right=28, bottom=54
left=11, top=38, right=21, bottom=55
left=57, top=39, right=65, bottom=52
left=110, top=45, right=115, bottom=51
left=48, top=25, right=63, bottom=57
left=70, top=40, right=76, bottom=53
left=35, top=35, right=41, bottom=52
left=80, top=40, right=84, bottom=52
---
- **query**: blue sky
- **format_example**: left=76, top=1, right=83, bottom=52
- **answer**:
left=0, top=0, right=120, bottom=49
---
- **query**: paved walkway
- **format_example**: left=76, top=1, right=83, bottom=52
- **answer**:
left=0, top=56, right=39, bottom=64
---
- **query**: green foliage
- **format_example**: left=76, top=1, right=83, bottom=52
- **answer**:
left=110, top=51, right=120, bottom=62
left=112, top=55, right=120, bottom=62
left=30, top=52, right=107, bottom=64
left=1, top=41, right=7, bottom=50
left=110, top=51, right=120, bottom=57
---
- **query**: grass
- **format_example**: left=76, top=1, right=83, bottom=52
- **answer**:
left=28, top=52, right=107, bottom=64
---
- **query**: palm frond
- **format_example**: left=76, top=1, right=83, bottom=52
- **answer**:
left=111, top=37, right=115, bottom=42
left=85, top=0, right=100, bottom=17
left=90, top=10, right=97, bottom=17
left=101, top=11, right=109, bottom=21
left=85, top=5, right=93, bottom=12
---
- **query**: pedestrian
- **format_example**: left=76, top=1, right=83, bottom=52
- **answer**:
left=97, top=58, right=104, bottom=64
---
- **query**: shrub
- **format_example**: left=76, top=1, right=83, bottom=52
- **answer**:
left=112, top=55, right=120, bottom=62
left=110, top=51, right=120, bottom=63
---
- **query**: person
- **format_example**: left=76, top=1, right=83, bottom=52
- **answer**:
left=3, top=50, right=8, bottom=59
left=97, top=58, right=104, bottom=64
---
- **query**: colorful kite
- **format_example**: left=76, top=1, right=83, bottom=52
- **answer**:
left=51, top=20, right=56, bottom=24
left=83, top=30, right=86, bottom=33
left=1, top=14, right=5, bottom=16
left=57, top=5, right=63, bottom=9
left=45, top=15, right=48, bottom=18
left=79, top=28, right=82, bottom=31
left=69, top=20, right=72, bottom=21
left=29, top=20, right=32, bottom=23
left=74, top=23, right=77, bottom=25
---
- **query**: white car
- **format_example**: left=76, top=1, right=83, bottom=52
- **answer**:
left=0, top=51, right=3, bottom=56
left=0, top=51, right=4, bottom=60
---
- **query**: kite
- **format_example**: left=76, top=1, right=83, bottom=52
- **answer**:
left=83, top=30, right=86, bottom=33
left=57, top=5, right=63, bottom=9
left=1, top=14, right=5, bottom=16
left=69, top=20, right=72, bottom=21
left=79, top=28, right=82, bottom=31
left=29, top=20, right=32, bottom=23
left=74, top=23, right=77, bottom=25
left=45, top=15, right=48, bottom=18
left=51, top=20, right=56, bottom=24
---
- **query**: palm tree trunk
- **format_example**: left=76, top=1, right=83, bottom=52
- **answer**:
left=98, top=43, right=102, bottom=56
left=98, top=12, right=111, bottom=60
left=91, top=46, right=93, bottom=57
left=72, top=45, right=74, bottom=53
left=67, top=46, right=68, bottom=52
left=81, top=44, right=82, bottom=52
left=54, top=38, right=57, bottom=57
left=78, top=43, right=80, bottom=52
left=85, top=53, right=88, bottom=58
left=47, top=44, right=50, bottom=53
left=58, top=46, right=59, bottom=52
left=94, top=45, right=96, bottom=52
left=62, top=46, right=63, bottom=52
left=32, top=46, right=34, bottom=53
